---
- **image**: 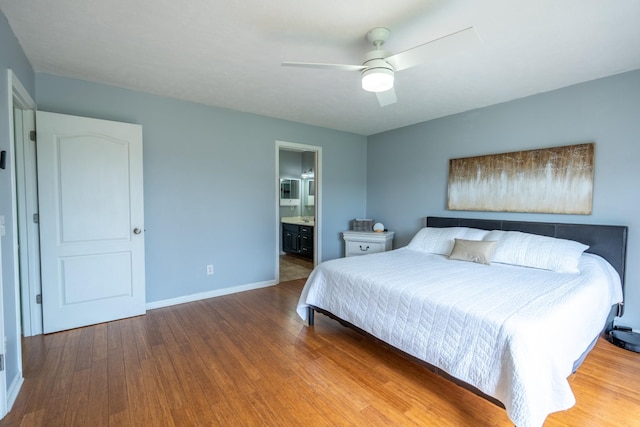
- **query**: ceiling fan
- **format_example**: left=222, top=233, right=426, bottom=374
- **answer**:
left=282, top=26, right=480, bottom=107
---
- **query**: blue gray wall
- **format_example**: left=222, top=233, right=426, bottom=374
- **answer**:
left=367, top=70, right=640, bottom=327
left=0, top=10, right=34, bottom=402
left=35, top=74, right=367, bottom=303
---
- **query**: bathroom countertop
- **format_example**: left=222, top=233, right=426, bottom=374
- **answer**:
left=281, top=216, right=315, bottom=226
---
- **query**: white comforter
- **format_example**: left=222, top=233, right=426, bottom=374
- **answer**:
left=296, top=248, right=622, bottom=427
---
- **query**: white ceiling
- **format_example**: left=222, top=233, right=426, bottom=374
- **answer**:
left=2, top=0, right=639, bottom=136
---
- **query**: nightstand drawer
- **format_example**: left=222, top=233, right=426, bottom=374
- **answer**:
left=345, top=241, right=385, bottom=256
left=342, top=230, right=394, bottom=257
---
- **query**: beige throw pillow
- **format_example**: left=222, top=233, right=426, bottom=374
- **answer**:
left=448, top=239, right=497, bottom=265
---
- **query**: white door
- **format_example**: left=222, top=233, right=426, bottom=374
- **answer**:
left=36, top=111, right=145, bottom=334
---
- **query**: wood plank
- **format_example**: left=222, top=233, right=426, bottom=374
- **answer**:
left=85, top=358, right=109, bottom=427
left=148, top=343, right=186, bottom=410
left=139, top=358, right=175, bottom=426
left=62, top=368, right=91, bottom=426
left=106, top=322, right=128, bottom=420
left=2, top=279, right=639, bottom=426
left=73, top=326, right=94, bottom=371
left=91, top=323, right=108, bottom=363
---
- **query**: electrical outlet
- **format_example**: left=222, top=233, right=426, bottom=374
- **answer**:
left=206, top=264, right=214, bottom=275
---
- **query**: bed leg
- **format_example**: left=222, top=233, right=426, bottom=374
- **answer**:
left=307, top=306, right=314, bottom=326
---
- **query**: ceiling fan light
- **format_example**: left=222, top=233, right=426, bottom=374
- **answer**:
left=361, top=68, right=394, bottom=93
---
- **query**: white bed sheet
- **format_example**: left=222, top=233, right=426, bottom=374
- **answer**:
left=297, top=248, right=622, bottom=427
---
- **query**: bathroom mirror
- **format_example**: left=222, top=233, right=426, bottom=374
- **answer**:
left=305, top=179, right=315, bottom=206
left=280, top=178, right=300, bottom=206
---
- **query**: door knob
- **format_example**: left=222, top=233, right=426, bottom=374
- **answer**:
left=133, top=228, right=142, bottom=234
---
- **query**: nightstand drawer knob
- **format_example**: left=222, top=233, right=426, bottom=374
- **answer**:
left=359, top=245, right=369, bottom=251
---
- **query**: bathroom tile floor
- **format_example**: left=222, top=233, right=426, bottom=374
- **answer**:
left=279, top=254, right=313, bottom=282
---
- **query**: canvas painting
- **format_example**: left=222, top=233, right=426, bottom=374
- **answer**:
left=448, top=143, right=594, bottom=214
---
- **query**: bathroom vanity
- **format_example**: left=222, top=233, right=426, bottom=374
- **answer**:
left=281, top=217, right=314, bottom=260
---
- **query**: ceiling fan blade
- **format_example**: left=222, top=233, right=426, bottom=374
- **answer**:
left=282, top=61, right=366, bottom=71
left=376, top=88, right=397, bottom=107
left=386, top=27, right=480, bottom=72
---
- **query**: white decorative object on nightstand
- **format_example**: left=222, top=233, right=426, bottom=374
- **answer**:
left=342, top=231, right=394, bottom=257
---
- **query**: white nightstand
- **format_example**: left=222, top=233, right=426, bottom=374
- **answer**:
left=342, top=231, right=395, bottom=257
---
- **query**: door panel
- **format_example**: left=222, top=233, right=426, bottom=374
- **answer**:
left=61, top=252, right=132, bottom=304
left=36, top=111, right=145, bottom=334
left=58, top=135, right=131, bottom=242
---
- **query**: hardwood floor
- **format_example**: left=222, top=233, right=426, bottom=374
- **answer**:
left=3, top=279, right=640, bottom=426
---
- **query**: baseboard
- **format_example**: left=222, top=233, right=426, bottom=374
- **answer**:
left=6, top=373, right=23, bottom=412
left=146, top=280, right=276, bottom=310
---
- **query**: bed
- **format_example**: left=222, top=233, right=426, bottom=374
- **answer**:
left=296, top=216, right=627, bottom=427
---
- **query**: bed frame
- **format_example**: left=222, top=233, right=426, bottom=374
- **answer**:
left=305, top=216, right=628, bottom=408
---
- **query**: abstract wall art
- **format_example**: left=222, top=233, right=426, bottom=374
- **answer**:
left=448, top=143, right=594, bottom=214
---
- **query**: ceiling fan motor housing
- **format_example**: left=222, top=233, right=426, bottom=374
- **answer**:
left=361, top=51, right=394, bottom=92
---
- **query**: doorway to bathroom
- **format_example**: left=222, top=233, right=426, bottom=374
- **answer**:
left=275, top=141, right=321, bottom=283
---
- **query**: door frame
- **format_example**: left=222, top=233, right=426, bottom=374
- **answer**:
left=10, top=72, right=39, bottom=337
left=13, top=108, right=40, bottom=337
left=275, top=140, right=322, bottom=283
left=3, top=70, right=36, bottom=417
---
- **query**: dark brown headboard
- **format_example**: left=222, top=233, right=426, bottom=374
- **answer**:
left=427, top=216, right=628, bottom=313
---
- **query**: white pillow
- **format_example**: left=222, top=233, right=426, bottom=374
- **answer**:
left=407, top=227, right=490, bottom=255
left=484, top=230, right=589, bottom=273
